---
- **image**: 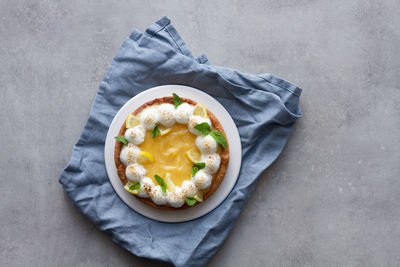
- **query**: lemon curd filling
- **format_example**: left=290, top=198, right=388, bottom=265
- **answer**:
left=138, top=123, right=199, bottom=187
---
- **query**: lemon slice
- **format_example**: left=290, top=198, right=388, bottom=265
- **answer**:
left=126, top=113, right=140, bottom=128
left=186, top=148, right=201, bottom=163
left=165, top=173, right=175, bottom=192
left=159, top=127, right=172, bottom=136
left=193, top=102, right=208, bottom=118
left=193, top=191, right=204, bottom=202
left=124, top=181, right=140, bottom=195
left=137, top=151, right=154, bottom=164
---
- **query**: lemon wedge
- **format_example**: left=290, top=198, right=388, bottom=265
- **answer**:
left=126, top=113, right=140, bottom=128
left=124, top=181, right=140, bottom=195
left=186, top=148, right=201, bottom=163
left=137, top=151, right=154, bottom=164
left=165, top=173, right=175, bottom=192
left=193, top=191, right=204, bottom=202
left=193, top=102, right=208, bottom=118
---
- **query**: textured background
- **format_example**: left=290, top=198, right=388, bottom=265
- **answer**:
left=1, top=0, right=399, bottom=266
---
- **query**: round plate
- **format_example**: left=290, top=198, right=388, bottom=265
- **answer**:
left=104, top=85, right=242, bottom=222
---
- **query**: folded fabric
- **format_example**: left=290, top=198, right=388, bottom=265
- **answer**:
left=59, top=16, right=302, bottom=267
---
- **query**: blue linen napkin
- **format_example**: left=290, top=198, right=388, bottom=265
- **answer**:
left=59, top=16, right=302, bottom=267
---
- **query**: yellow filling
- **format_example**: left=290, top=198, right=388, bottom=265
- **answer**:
left=138, top=124, right=200, bottom=187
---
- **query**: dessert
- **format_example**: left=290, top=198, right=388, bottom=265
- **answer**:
left=114, top=93, right=229, bottom=209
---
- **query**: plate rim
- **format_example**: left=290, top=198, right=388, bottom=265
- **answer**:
left=104, top=84, right=242, bottom=222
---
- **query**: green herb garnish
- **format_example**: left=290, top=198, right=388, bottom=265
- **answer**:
left=154, top=174, right=167, bottom=193
left=114, top=136, right=129, bottom=145
left=194, top=122, right=211, bottom=135
left=210, top=130, right=227, bottom=148
left=151, top=124, right=159, bottom=138
left=173, top=93, right=183, bottom=108
left=192, top=162, right=206, bottom=177
left=129, top=182, right=141, bottom=191
left=193, top=123, right=227, bottom=149
left=185, top=197, right=197, bottom=206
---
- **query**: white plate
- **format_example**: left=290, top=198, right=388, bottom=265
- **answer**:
left=104, top=85, right=242, bottom=222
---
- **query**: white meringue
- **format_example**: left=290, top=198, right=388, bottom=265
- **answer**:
left=192, top=169, right=212, bottom=190
left=140, top=107, right=160, bottom=130
left=124, top=125, right=145, bottom=145
left=188, top=115, right=212, bottom=135
left=167, top=187, right=185, bottom=208
left=150, top=185, right=168, bottom=205
left=175, top=103, right=194, bottom=124
left=158, top=103, right=176, bottom=127
left=202, top=153, right=221, bottom=174
left=125, top=163, right=146, bottom=182
left=181, top=180, right=197, bottom=198
left=119, top=143, right=140, bottom=166
left=138, top=177, right=154, bottom=198
left=195, top=135, right=218, bottom=154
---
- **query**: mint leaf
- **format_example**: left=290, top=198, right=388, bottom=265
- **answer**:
left=173, top=93, right=183, bottom=108
left=210, top=130, right=227, bottom=148
left=192, top=166, right=199, bottom=177
left=185, top=197, right=197, bottom=206
left=114, top=136, right=128, bottom=145
left=194, top=162, right=205, bottom=169
left=192, top=162, right=206, bottom=176
left=129, top=182, right=140, bottom=191
left=154, top=174, right=167, bottom=193
left=194, top=122, right=210, bottom=135
left=151, top=124, right=159, bottom=138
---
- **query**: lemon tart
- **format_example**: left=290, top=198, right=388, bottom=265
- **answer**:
left=114, top=93, right=229, bottom=209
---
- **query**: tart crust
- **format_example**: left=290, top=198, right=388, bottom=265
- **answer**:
left=114, top=96, right=230, bottom=210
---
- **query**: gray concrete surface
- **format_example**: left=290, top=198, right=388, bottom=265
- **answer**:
left=1, top=0, right=399, bottom=266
